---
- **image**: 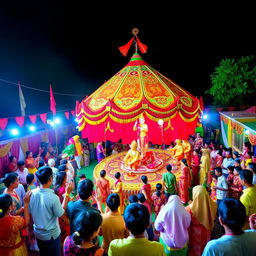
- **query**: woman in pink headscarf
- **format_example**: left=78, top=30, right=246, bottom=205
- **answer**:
left=154, top=195, right=191, bottom=256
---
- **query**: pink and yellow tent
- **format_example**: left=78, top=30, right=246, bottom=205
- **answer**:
left=76, top=53, right=203, bottom=145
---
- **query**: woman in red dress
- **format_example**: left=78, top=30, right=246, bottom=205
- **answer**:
left=96, top=170, right=110, bottom=207
left=54, top=171, right=70, bottom=244
left=179, top=159, right=191, bottom=204
left=185, top=185, right=217, bottom=256
left=191, top=149, right=200, bottom=186
left=0, top=191, right=31, bottom=256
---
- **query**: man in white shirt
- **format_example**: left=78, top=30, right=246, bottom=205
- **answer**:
left=221, top=151, right=233, bottom=178
left=15, top=160, right=29, bottom=188
left=203, top=198, right=256, bottom=256
left=214, top=167, right=228, bottom=206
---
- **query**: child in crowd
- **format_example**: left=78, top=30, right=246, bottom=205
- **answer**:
left=229, top=166, right=243, bottom=199
left=26, top=173, right=37, bottom=191
left=78, top=174, right=86, bottom=183
left=138, top=193, right=154, bottom=241
left=226, top=165, right=234, bottom=196
left=112, top=172, right=124, bottom=214
left=191, top=149, right=200, bottom=185
left=108, top=203, right=164, bottom=255
left=140, top=175, right=152, bottom=210
left=210, top=174, right=218, bottom=202
left=128, top=194, right=138, bottom=204
left=64, top=211, right=106, bottom=255
left=96, top=170, right=110, bottom=208
left=151, top=183, right=167, bottom=217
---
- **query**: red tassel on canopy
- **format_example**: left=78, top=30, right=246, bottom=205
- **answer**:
left=136, top=37, right=148, bottom=54
left=118, top=37, right=134, bottom=56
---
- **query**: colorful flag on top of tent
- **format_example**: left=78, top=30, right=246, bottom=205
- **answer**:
left=49, top=84, right=56, bottom=115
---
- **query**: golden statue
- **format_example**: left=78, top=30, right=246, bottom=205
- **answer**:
left=168, top=139, right=184, bottom=161
left=123, top=140, right=141, bottom=170
left=133, top=113, right=148, bottom=158
left=182, top=140, right=192, bottom=167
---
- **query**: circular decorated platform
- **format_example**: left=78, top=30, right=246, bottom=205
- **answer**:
left=93, top=149, right=182, bottom=199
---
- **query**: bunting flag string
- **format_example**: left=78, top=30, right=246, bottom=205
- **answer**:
left=0, top=109, right=75, bottom=131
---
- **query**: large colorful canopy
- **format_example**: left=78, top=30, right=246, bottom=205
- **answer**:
left=76, top=53, right=203, bottom=144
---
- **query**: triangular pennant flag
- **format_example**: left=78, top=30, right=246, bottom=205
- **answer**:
left=18, top=82, right=26, bottom=116
left=136, top=37, right=148, bottom=54
left=0, top=118, right=8, bottom=130
left=64, top=112, right=70, bottom=120
left=40, top=113, right=47, bottom=123
left=118, top=37, right=134, bottom=56
left=15, top=116, right=25, bottom=127
left=75, top=100, right=79, bottom=114
left=50, top=84, right=56, bottom=115
left=71, top=110, right=75, bottom=116
left=29, top=115, right=37, bottom=124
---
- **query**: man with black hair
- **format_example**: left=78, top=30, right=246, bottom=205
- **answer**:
left=29, top=166, right=73, bottom=256
left=162, top=164, right=177, bottom=199
left=100, top=193, right=128, bottom=253
left=67, top=178, right=100, bottom=234
left=108, top=203, right=164, bottom=255
left=214, top=167, right=228, bottom=205
left=128, top=194, right=139, bottom=203
left=247, top=162, right=256, bottom=184
left=239, top=169, right=256, bottom=229
left=202, top=198, right=256, bottom=255
left=15, top=160, right=28, bottom=187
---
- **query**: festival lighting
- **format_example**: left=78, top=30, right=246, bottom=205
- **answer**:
left=75, top=118, right=79, bottom=123
left=54, top=117, right=61, bottom=124
left=10, top=128, right=19, bottom=136
left=203, top=114, right=208, bottom=119
left=245, top=129, right=250, bottom=135
left=29, top=125, right=36, bottom=132
left=47, top=119, right=55, bottom=127
left=158, top=119, right=164, bottom=126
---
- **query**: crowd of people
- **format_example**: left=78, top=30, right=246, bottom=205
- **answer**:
left=0, top=133, right=256, bottom=255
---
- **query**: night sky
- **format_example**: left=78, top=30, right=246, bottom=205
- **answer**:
left=0, top=4, right=255, bottom=118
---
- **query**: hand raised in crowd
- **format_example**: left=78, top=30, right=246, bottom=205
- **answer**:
left=249, top=213, right=256, bottom=230
left=65, top=182, right=73, bottom=195
left=24, top=190, right=32, bottom=205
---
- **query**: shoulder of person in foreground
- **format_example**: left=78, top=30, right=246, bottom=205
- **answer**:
left=108, top=238, right=164, bottom=255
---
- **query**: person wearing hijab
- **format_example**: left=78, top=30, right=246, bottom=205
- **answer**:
left=185, top=185, right=217, bottom=256
left=199, top=147, right=211, bottom=186
left=154, top=195, right=191, bottom=256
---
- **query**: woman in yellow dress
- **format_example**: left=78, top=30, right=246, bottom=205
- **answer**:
left=25, top=151, right=38, bottom=174
left=199, top=147, right=211, bottom=186
left=111, top=172, right=124, bottom=214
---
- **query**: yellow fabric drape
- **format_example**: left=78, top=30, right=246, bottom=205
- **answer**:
left=227, top=119, right=232, bottom=147
left=20, top=138, right=28, bottom=156
left=41, top=132, right=49, bottom=143
left=248, top=133, right=256, bottom=146
left=0, top=142, right=13, bottom=157
left=188, top=185, right=217, bottom=230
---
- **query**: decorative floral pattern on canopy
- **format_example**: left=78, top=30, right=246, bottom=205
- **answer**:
left=76, top=53, right=203, bottom=144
